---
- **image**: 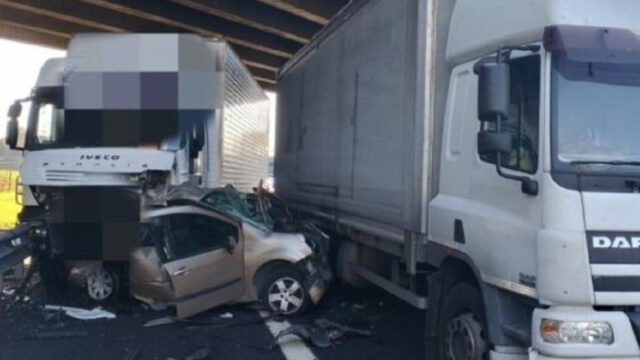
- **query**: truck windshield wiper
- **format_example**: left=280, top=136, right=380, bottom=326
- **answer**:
left=569, top=160, right=640, bottom=166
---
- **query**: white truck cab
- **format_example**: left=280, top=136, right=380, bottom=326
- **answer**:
left=274, top=0, right=640, bottom=358
left=432, top=3, right=640, bottom=358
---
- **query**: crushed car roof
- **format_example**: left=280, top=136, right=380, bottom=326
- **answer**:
left=158, top=184, right=274, bottom=232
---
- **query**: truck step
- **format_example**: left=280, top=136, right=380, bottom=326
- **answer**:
left=501, top=322, right=531, bottom=345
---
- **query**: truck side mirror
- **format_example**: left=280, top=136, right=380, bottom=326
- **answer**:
left=8, top=101, right=22, bottom=119
left=474, top=59, right=510, bottom=121
left=477, top=131, right=512, bottom=156
left=5, top=101, right=22, bottom=149
left=474, top=51, right=537, bottom=196
left=5, top=118, right=18, bottom=149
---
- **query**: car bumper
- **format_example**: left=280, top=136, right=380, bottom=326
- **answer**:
left=300, top=257, right=331, bottom=304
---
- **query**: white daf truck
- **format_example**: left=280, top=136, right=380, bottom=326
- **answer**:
left=274, top=0, right=640, bottom=358
left=4, top=33, right=269, bottom=301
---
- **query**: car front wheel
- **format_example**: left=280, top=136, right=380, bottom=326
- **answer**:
left=259, top=265, right=309, bottom=316
left=86, top=266, right=119, bottom=302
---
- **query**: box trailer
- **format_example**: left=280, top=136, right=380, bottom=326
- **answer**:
left=275, top=0, right=640, bottom=358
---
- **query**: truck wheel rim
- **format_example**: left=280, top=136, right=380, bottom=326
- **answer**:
left=87, top=268, right=114, bottom=301
left=443, top=313, right=483, bottom=360
left=267, top=277, right=304, bottom=314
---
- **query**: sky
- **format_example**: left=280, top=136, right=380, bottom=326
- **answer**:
left=0, top=39, right=64, bottom=138
left=0, top=38, right=277, bottom=156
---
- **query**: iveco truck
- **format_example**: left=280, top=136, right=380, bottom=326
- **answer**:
left=274, top=0, right=640, bottom=358
left=4, top=33, right=269, bottom=301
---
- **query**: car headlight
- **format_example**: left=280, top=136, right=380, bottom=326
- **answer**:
left=541, top=319, right=614, bottom=344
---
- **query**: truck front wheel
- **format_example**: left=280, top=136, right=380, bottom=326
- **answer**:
left=439, top=283, right=488, bottom=360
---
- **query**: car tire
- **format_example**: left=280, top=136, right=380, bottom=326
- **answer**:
left=258, top=264, right=309, bottom=316
left=438, top=283, right=489, bottom=360
left=86, top=265, right=120, bottom=303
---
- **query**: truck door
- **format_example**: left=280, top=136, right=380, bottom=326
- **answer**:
left=468, top=53, right=543, bottom=295
left=160, top=207, right=244, bottom=318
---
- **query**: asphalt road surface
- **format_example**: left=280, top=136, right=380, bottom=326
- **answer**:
left=0, top=283, right=425, bottom=360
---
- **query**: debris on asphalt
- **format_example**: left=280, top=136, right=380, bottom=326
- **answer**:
left=28, top=330, right=88, bottom=340
left=121, top=348, right=140, bottom=360
left=270, top=324, right=333, bottom=349
left=44, top=305, right=116, bottom=320
left=143, top=316, right=176, bottom=328
left=184, top=347, right=211, bottom=360
left=218, top=312, right=234, bottom=319
left=270, top=317, right=374, bottom=349
left=314, top=317, right=374, bottom=338
left=2, top=286, right=16, bottom=296
left=143, top=303, right=168, bottom=311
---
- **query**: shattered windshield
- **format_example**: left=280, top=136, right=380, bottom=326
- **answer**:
left=202, top=186, right=274, bottom=232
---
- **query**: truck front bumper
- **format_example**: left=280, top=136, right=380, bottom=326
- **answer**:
left=530, top=307, right=640, bottom=359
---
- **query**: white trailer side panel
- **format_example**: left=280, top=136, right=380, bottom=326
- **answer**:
left=276, top=0, right=454, bottom=235
left=219, top=44, right=270, bottom=192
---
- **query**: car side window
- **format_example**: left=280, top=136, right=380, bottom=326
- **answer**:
left=163, top=213, right=238, bottom=261
left=481, top=55, right=540, bottom=174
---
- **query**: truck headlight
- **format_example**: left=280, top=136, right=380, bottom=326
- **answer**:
left=541, top=319, right=613, bottom=344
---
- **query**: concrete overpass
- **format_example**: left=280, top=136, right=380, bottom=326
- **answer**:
left=0, top=0, right=350, bottom=90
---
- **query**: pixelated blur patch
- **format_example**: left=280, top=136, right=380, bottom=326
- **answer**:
left=138, top=34, right=179, bottom=71
left=103, top=72, right=141, bottom=109
left=141, top=72, right=178, bottom=109
left=64, top=110, right=103, bottom=147
left=65, top=72, right=103, bottom=109
left=178, top=35, right=214, bottom=71
left=61, top=223, right=103, bottom=260
left=102, top=110, right=142, bottom=146
left=178, top=71, right=216, bottom=109
left=47, top=188, right=141, bottom=260
left=141, top=110, right=178, bottom=144
left=102, top=222, right=140, bottom=261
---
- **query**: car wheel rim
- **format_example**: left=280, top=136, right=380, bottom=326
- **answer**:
left=443, top=313, right=484, bottom=360
left=87, top=268, right=114, bottom=301
left=267, top=276, right=304, bottom=315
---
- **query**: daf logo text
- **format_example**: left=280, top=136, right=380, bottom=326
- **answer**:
left=592, top=235, right=640, bottom=249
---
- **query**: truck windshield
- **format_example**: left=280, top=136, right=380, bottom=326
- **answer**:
left=25, top=88, right=188, bottom=151
left=551, top=57, right=640, bottom=173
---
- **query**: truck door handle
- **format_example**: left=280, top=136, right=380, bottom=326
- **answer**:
left=172, top=267, right=190, bottom=276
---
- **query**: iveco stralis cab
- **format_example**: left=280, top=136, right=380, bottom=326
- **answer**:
left=4, top=33, right=269, bottom=302
left=274, top=0, right=640, bottom=358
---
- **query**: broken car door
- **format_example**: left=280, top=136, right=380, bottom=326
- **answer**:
left=160, top=206, right=244, bottom=318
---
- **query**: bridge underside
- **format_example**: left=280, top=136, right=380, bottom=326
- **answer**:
left=0, top=0, right=349, bottom=90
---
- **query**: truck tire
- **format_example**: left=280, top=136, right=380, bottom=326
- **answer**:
left=438, top=283, right=488, bottom=360
left=258, top=264, right=309, bottom=316
left=336, top=240, right=367, bottom=287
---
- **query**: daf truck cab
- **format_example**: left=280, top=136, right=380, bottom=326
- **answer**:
left=274, top=0, right=640, bottom=358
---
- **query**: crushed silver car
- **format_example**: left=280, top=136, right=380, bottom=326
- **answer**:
left=130, top=185, right=332, bottom=318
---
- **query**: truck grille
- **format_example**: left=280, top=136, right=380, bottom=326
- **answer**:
left=44, top=170, right=87, bottom=182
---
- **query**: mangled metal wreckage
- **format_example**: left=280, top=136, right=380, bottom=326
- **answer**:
left=1, top=33, right=330, bottom=318
left=3, top=185, right=331, bottom=318
left=130, top=184, right=332, bottom=318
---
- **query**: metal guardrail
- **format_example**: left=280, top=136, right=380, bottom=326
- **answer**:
left=0, top=222, right=40, bottom=274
